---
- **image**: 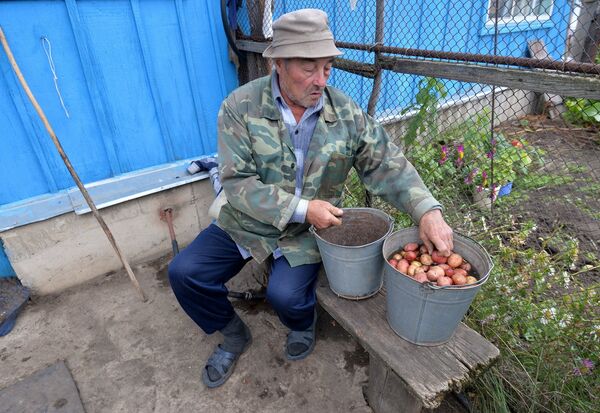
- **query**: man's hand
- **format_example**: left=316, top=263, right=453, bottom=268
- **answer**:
left=306, top=200, right=343, bottom=230
left=419, top=209, right=453, bottom=256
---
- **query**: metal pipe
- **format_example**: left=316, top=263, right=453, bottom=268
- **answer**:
left=334, top=41, right=600, bottom=75
left=237, top=35, right=600, bottom=75
left=160, top=208, right=179, bottom=256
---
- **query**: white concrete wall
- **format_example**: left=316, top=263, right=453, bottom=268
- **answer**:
left=1, top=180, right=214, bottom=295
left=382, top=88, right=536, bottom=146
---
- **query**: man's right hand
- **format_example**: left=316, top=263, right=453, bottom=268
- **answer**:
left=306, top=200, right=343, bottom=230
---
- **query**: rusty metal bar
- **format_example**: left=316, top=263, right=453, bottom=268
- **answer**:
left=335, top=41, right=600, bottom=75
left=237, top=36, right=600, bottom=74
left=334, top=57, right=376, bottom=78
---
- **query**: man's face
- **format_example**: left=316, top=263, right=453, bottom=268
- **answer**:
left=275, top=57, right=334, bottom=109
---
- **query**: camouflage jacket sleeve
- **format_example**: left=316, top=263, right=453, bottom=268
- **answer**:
left=352, top=108, right=442, bottom=223
left=217, top=97, right=299, bottom=231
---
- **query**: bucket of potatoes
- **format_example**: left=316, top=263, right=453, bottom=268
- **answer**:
left=382, top=227, right=493, bottom=345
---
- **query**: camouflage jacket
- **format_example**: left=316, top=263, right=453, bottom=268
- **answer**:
left=216, top=74, right=441, bottom=267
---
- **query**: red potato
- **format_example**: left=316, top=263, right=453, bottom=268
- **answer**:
left=447, top=253, right=463, bottom=268
left=388, top=259, right=398, bottom=268
left=438, top=263, right=450, bottom=270
left=421, top=265, right=430, bottom=272
left=453, top=268, right=468, bottom=277
left=419, top=254, right=433, bottom=266
left=445, top=268, right=455, bottom=277
left=404, top=251, right=418, bottom=262
left=452, top=273, right=467, bottom=285
left=426, top=270, right=440, bottom=282
left=407, top=262, right=422, bottom=276
left=396, top=259, right=409, bottom=274
left=466, top=276, right=478, bottom=285
left=431, top=250, right=448, bottom=264
left=426, top=266, right=445, bottom=282
left=437, top=276, right=453, bottom=286
left=414, top=266, right=427, bottom=275
left=414, top=272, right=429, bottom=283
left=403, top=243, right=419, bottom=252
left=431, top=266, right=445, bottom=277
left=460, top=262, right=472, bottom=272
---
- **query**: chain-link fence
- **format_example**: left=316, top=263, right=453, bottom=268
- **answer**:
left=225, top=1, right=600, bottom=410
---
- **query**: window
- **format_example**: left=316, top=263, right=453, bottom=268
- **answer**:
left=487, top=0, right=553, bottom=23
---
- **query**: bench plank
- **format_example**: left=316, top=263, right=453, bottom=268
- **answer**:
left=316, top=272, right=499, bottom=409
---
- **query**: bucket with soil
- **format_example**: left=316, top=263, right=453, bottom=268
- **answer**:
left=311, top=208, right=393, bottom=300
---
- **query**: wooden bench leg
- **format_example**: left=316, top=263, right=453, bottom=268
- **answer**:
left=366, top=353, right=470, bottom=413
left=367, top=353, right=426, bottom=413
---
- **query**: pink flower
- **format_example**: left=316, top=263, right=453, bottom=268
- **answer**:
left=439, top=145, right=448, bottom=164
left=582, top=359, right=595, bottom=369
left=465, top=168, right=478, bottom=184
left=573, top=359, right=595, bottom=376
left=456, top=144, right=464, bottom=160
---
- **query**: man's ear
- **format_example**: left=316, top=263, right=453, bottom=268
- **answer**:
left=273, top=58, right=283, bottom=73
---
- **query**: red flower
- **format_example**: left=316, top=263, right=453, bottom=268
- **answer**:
left=511, top=139, right=524, bottom=149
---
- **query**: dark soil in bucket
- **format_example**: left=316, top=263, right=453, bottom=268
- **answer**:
left=316, top=209, right=390, bottom=246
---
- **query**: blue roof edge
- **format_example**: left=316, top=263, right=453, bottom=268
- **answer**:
left=0, top=157, right=211, bottom=232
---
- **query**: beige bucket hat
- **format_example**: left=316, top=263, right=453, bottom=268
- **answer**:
left=262, top=9, right=343, bottom=59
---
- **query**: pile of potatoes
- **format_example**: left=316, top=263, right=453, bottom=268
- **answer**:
left=387, top=242, right=478, bottom=286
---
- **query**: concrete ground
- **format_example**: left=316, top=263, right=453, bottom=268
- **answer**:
left=0, top=255, right=372, bottom=413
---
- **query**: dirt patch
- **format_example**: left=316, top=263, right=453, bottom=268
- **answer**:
left=343, top=342, right=369, bottom=374
left=498, top=116, right=599, bottom=281
left=316, top=209, right=391, bottom=246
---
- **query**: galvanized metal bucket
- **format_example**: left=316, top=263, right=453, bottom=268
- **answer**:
left=382, top=227, right=493, bottom=345
left=312, top=208, right=394, bottom=300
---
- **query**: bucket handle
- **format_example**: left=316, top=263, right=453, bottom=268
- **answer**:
left=422, top=275, right=488, bottom=290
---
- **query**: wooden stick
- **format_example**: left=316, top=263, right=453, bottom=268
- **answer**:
left=0, top=26, right=147, bottom=302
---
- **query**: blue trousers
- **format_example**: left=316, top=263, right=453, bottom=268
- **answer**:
left=168, top=223, right=320, bottom=334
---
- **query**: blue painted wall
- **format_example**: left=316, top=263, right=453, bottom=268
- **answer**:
left=0, top=0, right=238, bottom=275
left=0, top=0, right=238, bottom=207
left=239, top=0, right=571, bottom=116
left=0, top=241, right=16, bottom=278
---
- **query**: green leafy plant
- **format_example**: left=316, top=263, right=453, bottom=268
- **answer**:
left=439, top=114, right=538, bottom=195
left=564, top=98, right=600, bottom=125
left=401, top=77, right=447, bottom=151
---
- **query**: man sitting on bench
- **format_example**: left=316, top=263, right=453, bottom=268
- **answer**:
left=168, top=8, right=454, bottom=389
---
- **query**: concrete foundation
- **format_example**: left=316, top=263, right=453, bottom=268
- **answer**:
left=1, top=180, right=215, bottom=295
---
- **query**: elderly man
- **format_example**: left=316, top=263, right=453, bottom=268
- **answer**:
left=168, top=8, right=453, bottom=388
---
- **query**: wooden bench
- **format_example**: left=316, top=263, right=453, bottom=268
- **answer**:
left=316, top=271, right=500, bottom=413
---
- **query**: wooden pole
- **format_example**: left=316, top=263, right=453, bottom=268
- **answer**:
left=0, top=26, right=147, bottom=302
left=365, top=0, right=385, bottom=208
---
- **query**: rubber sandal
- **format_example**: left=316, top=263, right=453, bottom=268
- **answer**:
left=285, top=310, right=317, bottom=361
left=201, top=337, right=252, bottom=388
